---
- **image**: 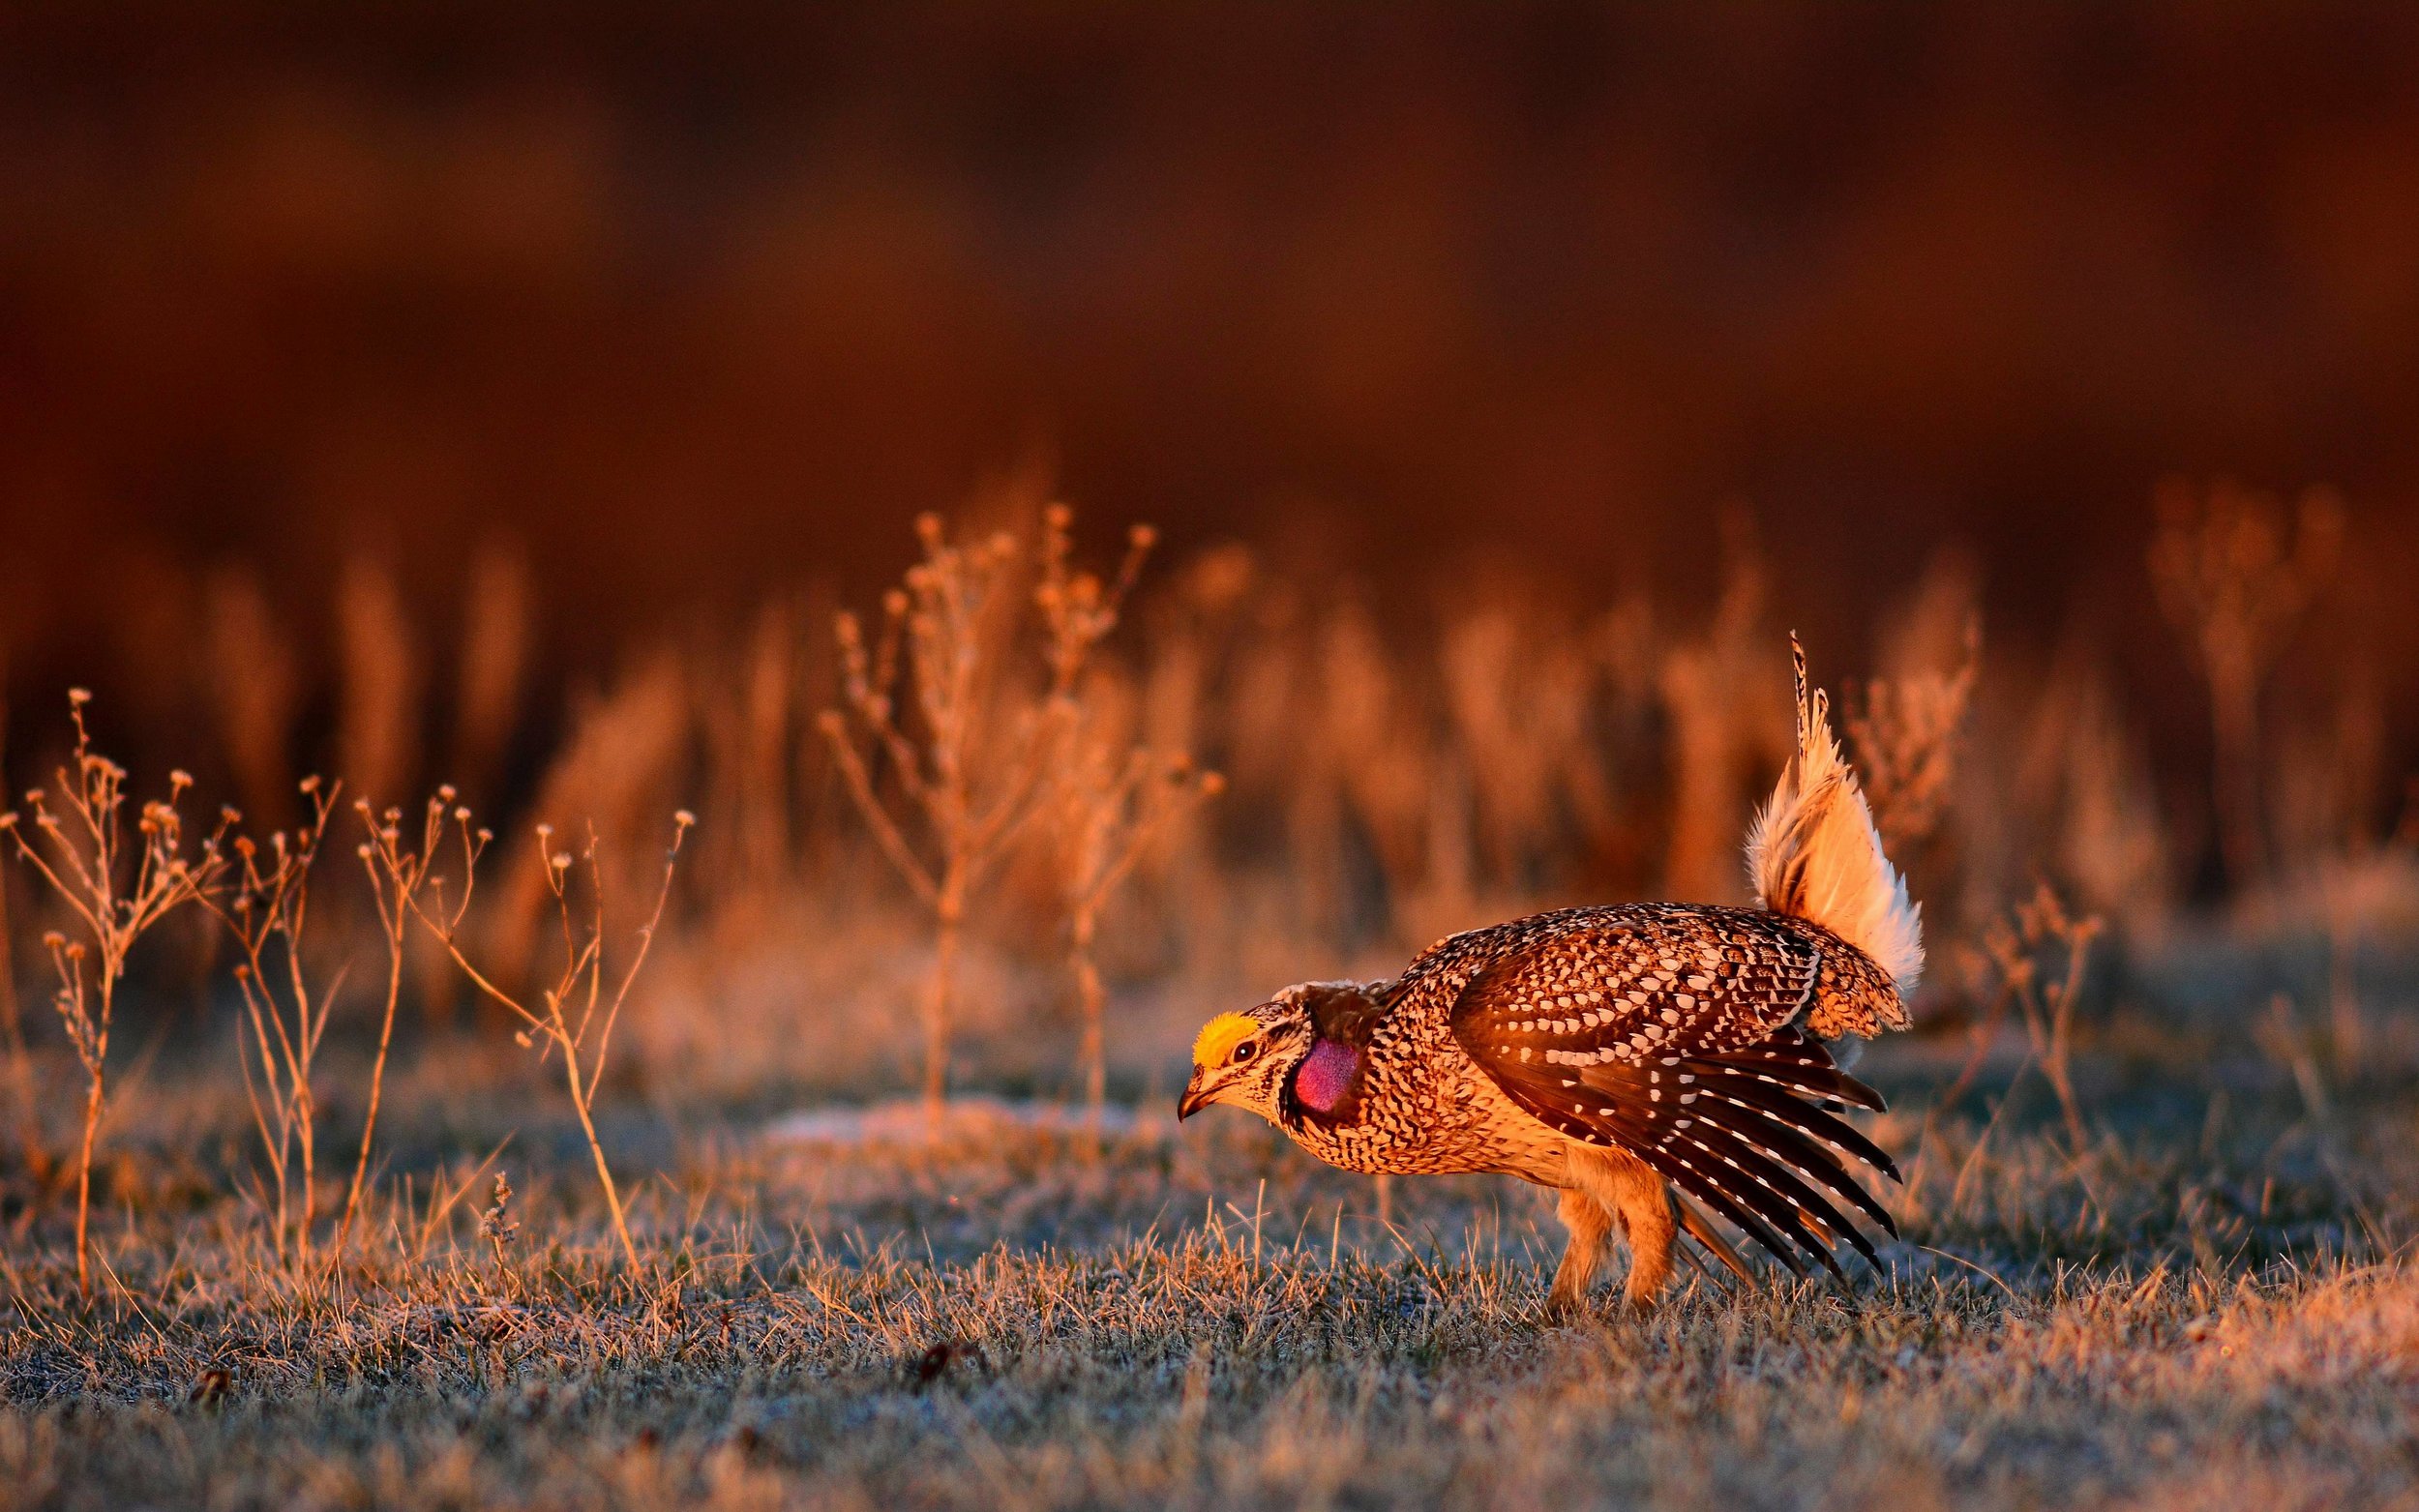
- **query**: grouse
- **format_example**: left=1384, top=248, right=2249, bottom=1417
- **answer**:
left=1179, top=637, right=1922, bottom=1311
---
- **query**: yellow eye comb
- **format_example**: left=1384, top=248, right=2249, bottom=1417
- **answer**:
left=1191, top=1012, right=1257, bottom=1068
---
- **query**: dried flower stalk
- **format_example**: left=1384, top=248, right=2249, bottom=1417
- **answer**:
left=367, top=802, right=691, bottom=1269
left=339, top=786, right=448, bottom=1254
left=1056, top=729, right=1222, bottom=1135
left=205, top=776, right=343, bottom=1264
left=0, top=692, right=231, bottom=1294
left=821, top=505, right=1151, bottom=1122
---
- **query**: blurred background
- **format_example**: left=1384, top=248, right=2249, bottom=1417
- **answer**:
left=1, top=3, right=2416, bottom=1101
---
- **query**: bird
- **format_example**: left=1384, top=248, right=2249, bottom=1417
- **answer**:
left=1178, top=636, right=1923, bottom=1312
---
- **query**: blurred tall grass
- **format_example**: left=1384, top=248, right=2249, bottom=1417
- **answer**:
left=0, top=483, right=2408, bottom=1115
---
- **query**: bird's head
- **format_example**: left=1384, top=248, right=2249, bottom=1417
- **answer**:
left=1177, top=997, right=1313, bottom=1125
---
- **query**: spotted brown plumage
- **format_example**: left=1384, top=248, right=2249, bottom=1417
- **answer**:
left=1179, top=637, right=1922, bottom=1312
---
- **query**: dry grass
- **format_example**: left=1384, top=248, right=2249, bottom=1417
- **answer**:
left=1, top=1030, right=2414, bottom=1511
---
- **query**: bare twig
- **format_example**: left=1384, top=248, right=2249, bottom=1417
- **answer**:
left=203, top=777, right=343, bottom=1265
left=367, top=800, right=691, bottom=1269
left=1056, top=734, right=1222, bottom=1140
left=339, top=788, right=451, bottom=1254
left=1982, top=882, right=2105, bottom=1148
left=1848, top=618, right=1981, bottom=851
left=0, top=692, right=231, bottom=1295
left=821, top=505, right=1155, bottom=1125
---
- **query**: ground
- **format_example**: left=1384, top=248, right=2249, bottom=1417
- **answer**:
left=2, top=1004, right=2414, bottom=1512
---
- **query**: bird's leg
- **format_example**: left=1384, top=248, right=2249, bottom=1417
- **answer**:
left=1548, top=1187, right=1611, bottom=1313
left=1568, top=1149, right=1678, bottom=1312
left=1608, top=1169, right=1677, bottom=1312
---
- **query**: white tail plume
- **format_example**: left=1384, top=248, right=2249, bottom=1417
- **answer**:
left=1746, top=636, right=1925, bottom=993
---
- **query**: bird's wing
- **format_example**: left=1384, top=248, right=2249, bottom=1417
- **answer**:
left=1448, top=907, right=1824, bottom=1065
left=1450, top=911, right=1899, bottom=1279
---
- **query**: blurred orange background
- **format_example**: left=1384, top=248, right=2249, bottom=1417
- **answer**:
left=2, top=4, right=2415, bottom=832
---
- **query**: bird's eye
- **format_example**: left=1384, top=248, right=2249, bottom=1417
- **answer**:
left=1233, top=1041, right=1258, bottom=1064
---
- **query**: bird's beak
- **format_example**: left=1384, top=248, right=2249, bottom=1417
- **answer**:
left=1177, top=1067, right=1211, bottom=1121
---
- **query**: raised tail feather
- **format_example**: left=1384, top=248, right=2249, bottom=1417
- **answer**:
left=1746, top=635, right=1925, bottom=995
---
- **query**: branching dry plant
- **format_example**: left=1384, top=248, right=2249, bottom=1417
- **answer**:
left=207, top=776, right=343, bottom=1265
left=340, top=788, right=443, bottom=1253
left=366, top=800, right=690, bottom=1269
left=1055, top=731, right=1222, bottom=1132
left=1956, top=881, right=2105, bottom=1146
left=0, top=691, right=230, bottom=1293
left=1848, top=617, right=1980, bottom=852
left=821, top=506, right=1153, bottom=1121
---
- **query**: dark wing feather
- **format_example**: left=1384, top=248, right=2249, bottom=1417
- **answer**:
left=1452, top=912, right=1899, bottom=1279
left=1490, top=1071, right=1815, bottom=1275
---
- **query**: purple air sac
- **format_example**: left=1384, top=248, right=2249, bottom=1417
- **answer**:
left=1294, top=1038, right=1359, bottom=1114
